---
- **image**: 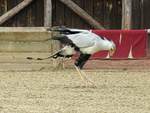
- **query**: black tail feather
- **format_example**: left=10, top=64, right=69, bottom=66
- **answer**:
left=26, top=49, right=73, bottom=61
left=26, top=50, right=62, bottom=60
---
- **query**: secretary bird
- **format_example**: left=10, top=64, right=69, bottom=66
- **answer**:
left=27, top=26, right=116, bottom=87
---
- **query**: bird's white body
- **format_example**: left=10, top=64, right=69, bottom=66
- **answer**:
left=66, top=30, right=114, bottom=54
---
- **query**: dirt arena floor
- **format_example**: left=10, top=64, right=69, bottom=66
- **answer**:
left=0, top=53, right=150, bottom=113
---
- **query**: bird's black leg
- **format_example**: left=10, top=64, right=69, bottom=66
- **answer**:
left=74, top=54, right=91, bottom=69
left=74, top=54, right=96, bottom=87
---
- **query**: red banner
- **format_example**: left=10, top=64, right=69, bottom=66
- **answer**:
left=91, top=30, right=148, bottom=59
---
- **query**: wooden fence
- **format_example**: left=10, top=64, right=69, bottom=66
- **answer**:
left=0, top=0, right=150, bottom=29
left=0, top=0, right=122, bottom=29
left=53, top=0, right=122, bottom=29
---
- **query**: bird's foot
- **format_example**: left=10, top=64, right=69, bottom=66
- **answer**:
left=85, top=80, right=97, bottom=88
left=80, top=70, right=97, bottom=88
left=74, top=65, right=97, bottom=88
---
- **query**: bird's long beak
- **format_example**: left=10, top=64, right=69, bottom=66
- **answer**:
left=109, top=48, right=116, bottom=57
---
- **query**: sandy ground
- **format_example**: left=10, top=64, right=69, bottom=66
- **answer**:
left=0, top=53, right=150, bottom=113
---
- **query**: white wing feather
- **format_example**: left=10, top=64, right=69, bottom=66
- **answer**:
left=67, top=32, right=100, bottom=48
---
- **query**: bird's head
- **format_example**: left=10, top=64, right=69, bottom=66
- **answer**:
left=108, top=40, right=116, bottom=57
left=101, top=37, right=116, bottom=57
